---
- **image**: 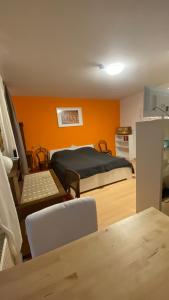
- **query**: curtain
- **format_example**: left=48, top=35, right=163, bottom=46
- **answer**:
left=4, top=82, right=29, bottom=174
left=0, top=151, right=22, bottom=264
left=0, top=77, right=17, bottom=157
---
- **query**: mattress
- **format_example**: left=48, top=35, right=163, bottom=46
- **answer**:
left=80, top=167, right=132, bottom=193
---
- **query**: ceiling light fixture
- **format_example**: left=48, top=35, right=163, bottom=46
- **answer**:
left=99, top=63, right=125, bottom=76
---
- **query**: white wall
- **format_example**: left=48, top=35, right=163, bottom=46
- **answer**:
left=120, top=92, right=144, bottom=158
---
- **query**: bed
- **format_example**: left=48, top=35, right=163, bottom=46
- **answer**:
left=50, top=145, right=133, bottom=193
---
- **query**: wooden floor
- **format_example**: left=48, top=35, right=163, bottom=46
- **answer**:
left=83, top=178, right=136, bottom=229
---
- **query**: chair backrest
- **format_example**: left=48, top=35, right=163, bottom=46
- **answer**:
left=34, top=147, right=49, bottom=170
left=98, top=140, right=112, bottom=155
left=25, top=197, right=97, bottom=257
left=64, top=169, right=80, bottom=198
left=98, top=140, right=108, bottom=152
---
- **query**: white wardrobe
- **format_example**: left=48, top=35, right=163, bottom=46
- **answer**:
left=136, top=119, right=169, bottom=214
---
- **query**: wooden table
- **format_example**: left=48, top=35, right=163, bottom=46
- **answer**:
left=1, top=208, right=169, bottom=299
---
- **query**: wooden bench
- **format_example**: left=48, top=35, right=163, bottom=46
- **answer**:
left=8, top=164, right=68, bottom=257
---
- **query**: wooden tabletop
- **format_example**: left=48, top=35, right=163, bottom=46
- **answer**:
left=1, top=207, right=169, bottom=299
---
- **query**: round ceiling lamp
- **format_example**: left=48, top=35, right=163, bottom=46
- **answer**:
left=99, top=63, right=125, bottom=75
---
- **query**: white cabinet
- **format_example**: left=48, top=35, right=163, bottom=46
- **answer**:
left=136, top=119, right=169, bottom=214
left=115, top=134, right=134, bottom=160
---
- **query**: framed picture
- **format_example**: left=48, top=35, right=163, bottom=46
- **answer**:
left=56, top=107, right=83, bottom=127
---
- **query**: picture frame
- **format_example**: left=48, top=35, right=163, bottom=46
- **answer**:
left=56, top=107, right=83, bottom=127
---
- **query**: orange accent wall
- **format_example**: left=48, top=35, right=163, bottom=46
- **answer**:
left=12, top=97, right=120, bottom=154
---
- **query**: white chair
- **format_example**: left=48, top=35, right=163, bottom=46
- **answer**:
left=25, top=197, right=97, bottom=257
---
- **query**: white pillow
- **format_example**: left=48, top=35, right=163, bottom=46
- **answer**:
left=73, top=144, right=94, bottom=150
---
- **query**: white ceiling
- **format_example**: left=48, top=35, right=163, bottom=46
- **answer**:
left=0, top=0, right=169, bottom=99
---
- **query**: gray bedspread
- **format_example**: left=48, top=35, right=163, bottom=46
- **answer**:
left=51, top=147, right=133, bottom=180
